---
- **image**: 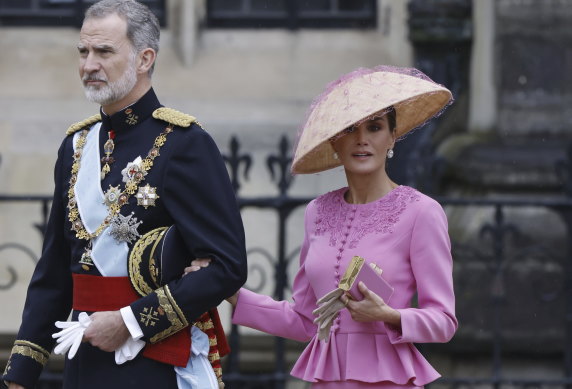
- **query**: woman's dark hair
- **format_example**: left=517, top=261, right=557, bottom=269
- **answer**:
left=385, top=106, right=397, bottom=134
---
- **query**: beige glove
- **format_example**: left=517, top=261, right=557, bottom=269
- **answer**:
left=313, top=288, right=345, bottom=342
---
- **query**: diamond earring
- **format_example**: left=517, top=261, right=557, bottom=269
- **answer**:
left=333, top=152, right=339, bottom=160
left=387, top=149, right=394, bottom=159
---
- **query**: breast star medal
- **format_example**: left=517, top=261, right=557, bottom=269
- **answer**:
left=121, top=156, right=148, bottom=184
left=109, top=212, right=143, bottom=244
left=136, top=184, right=160, bottom=209
left=103, top=185, right=121, bottom=207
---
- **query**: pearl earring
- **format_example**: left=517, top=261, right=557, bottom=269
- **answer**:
left=387, top=149, right=394, bottom=159
left=333, top=152, right=339, bottom=160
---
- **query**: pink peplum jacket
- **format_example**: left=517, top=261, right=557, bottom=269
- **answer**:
left=233, top=186, right=458, bottom=386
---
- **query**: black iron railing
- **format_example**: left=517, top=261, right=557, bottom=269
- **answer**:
left=2, top=135, right=572, bottom=388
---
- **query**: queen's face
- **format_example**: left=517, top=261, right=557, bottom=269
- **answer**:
left=331, top=115, right=396, bottom=176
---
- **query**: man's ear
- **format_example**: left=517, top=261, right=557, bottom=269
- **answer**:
left=137, top=48, right=156, bottom=74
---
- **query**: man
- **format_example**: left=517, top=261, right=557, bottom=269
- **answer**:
left=2, top=1, right=247, bottom=388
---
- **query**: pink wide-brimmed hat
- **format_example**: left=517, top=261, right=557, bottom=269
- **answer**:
left=291, top=65, right=453, bottom=174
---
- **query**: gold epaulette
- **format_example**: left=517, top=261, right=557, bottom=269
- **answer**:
left=152, top=107, right=196, bottom=128
left=65, top=114, right=102, bottom=136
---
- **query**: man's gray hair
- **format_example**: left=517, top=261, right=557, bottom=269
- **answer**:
left=84, top=0, right=160, bottom=75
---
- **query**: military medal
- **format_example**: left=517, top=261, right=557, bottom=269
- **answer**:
left=103, top=185, right=121, bottom=207
left=136, top=184, right=160, bottom=208
left=121, top=156, right=147, bottom=184
left=109, top=212, right=143, bottom=244
left=67, top=124, right=173, bottom=242
left=100, top=130, right=116, bottom=180
left=79, top=241, right=94, bottom=271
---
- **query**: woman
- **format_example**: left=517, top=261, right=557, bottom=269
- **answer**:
left=189, top=65, right=457, bottom=388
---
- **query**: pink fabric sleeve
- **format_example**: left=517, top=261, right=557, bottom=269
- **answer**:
left=386, top=199, right=458, bottom=344
left=232, top=206, right=318, bottom=342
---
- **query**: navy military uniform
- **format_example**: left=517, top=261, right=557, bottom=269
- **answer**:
left=2, top=88, right=247, bottom=388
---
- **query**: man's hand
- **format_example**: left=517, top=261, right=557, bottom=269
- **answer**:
left=83, top=311, right=130, bottom=352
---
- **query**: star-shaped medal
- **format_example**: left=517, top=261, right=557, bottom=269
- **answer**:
left=121, top=156, right=147, bottom=184
left=136, top=184, right=160, bottom=209
left=109, top=212, right=142, bottom=244
left=103, top=185, right=122, bottom=207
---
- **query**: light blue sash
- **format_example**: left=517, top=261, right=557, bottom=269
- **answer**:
left=72, top=123, right=128, bottom=276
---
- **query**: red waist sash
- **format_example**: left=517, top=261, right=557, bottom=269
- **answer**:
left=72, top=273, right=190, bottom=367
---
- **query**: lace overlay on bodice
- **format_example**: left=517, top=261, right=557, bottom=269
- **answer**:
left=314, top=186, right=419, bottom=248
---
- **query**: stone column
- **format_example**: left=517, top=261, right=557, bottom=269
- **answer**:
left=168, top=0, right=205, bottom=67
left=387, top=0, right=472, bottom=193
left=468, top=0, right=496, bottom=133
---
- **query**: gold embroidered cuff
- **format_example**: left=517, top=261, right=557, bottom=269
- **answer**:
left=9, top=340, right=50, bottom=366
left=149, top=285, right=189, bottom=343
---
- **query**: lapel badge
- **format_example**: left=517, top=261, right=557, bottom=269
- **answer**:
left=125, top=108, right=139, bottom=125
left=109, top=212, right=143, bottom=244
left=103, top=185, right=122, bottom=207
left=121, top=156, right=147, bottom=184
left=136, top=184, right=160, bottom=209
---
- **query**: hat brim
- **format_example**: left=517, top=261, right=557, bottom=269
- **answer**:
left=291, top=71, right=452, bottom=174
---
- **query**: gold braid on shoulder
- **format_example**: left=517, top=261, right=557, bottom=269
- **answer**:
left=152, top=108, right=197, bottom=128
left=65, top=114, right=102, bottom=136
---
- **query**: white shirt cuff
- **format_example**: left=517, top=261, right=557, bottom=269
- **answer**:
left=120, top=306, right=144, bottom=340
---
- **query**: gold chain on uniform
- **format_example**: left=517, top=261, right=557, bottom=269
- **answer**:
left=67, top=124, right=174, bottom=240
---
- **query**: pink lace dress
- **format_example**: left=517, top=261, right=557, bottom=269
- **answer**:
left=233, top=186, right=457, bottom=387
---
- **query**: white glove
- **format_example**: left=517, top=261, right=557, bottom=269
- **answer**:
left=52, top=312, right=91, bottom=359
left=312, top=288, right=346, bottom=342
left=53, top=312, right=145, bottom=364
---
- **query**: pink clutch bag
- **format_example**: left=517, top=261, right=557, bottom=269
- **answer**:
left=338, top=256, right=394, bottom=303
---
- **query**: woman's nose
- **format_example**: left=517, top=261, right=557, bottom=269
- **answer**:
left=354, top=128, right=368, bottom=145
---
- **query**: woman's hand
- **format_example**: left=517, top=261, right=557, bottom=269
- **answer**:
left=226, top=291, right=239, bottom=308
left=183, top=258, right=239, bottom=307
left=342, top=282, right=401, bottom=328
left=183, top=258, right=211, bottom=275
